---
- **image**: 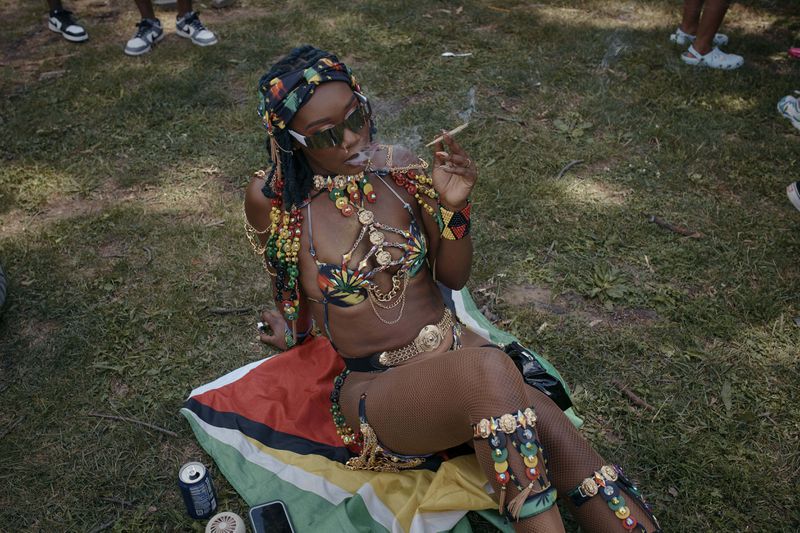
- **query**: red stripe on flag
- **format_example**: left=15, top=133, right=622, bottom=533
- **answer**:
left=193, top=336, right=346, bottom=447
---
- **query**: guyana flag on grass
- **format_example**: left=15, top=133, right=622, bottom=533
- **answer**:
left=181, top=287, right=580, bottom=533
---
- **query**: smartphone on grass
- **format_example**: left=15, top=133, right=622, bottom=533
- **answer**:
left=249, top=500, right=295, bottom=533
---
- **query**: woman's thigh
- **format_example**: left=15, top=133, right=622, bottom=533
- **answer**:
left=340, top=346, right=534, bottom=456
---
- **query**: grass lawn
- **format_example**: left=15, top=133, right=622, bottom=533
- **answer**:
left=1, top=0, right=799, bottom=530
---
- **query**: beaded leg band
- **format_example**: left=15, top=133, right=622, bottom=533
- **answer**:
left=567, top=465, right=662, bottom=532
left=473, top=409, right=557, bottom=520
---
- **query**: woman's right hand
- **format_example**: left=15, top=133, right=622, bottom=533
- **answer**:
left=258, top=308, right=289, bottom=350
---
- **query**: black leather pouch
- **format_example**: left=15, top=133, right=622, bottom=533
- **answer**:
left=504, top=341, right=573, bottom=411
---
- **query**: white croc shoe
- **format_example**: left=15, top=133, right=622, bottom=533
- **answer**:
left=681, top=45, right=743, bottom=70
left=670, top=27, right=728, bottom=47
left=787, top=182, right=800, bottom=213
left=777, top=95, right=800, bottom=131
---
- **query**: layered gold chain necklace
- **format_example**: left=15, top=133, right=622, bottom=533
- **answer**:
left=313, top=172, right=415, bottom=324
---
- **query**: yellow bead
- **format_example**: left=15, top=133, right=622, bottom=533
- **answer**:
left=494, top=461, right=509, bottom=473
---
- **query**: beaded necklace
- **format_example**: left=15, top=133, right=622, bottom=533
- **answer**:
left=244, top=149, right=443, bottom=339
left=311, top=171, right=422, bottom=323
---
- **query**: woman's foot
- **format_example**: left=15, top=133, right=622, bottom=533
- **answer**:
left=670, top=27, right=728, bottom=47
left=681, top=45, right=743, bottom=70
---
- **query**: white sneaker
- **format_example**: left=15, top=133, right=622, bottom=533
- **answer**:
left=124, top=18, right=164, bottom=56
left=48, top=9, right=88, bottom=42
left=777, top=95, right=800, bottom=131
left=787, top=182, right=800, bottom=212
left=681, top=45, right=743, bottom=70
left=670, top=27, right=728, bottom=47
left=175, top=11, right=218, bottom=46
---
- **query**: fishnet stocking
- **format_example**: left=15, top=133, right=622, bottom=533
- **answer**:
left=340, top=347, right=658, bottom=533
left=523, top=386, right=658, bottom=532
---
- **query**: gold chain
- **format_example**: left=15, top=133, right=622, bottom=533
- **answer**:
left=368, top=270, right=406, bottom=303
left=368, top=289, right=406, bottom=325
left=367, top=270, right=409, bottom=323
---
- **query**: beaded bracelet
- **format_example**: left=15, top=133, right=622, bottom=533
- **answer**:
left=438, top=200, right=471, bottom=240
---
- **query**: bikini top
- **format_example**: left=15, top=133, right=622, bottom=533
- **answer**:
left=307, top=173, right=428, bottom=308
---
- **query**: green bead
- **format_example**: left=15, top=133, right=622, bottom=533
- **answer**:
left=491, top=447, right=509, bottom=463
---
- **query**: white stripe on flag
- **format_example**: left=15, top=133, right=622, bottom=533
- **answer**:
left=452, top=290, right=491, bottom=339
left=188, top=355, right=275, bottom=398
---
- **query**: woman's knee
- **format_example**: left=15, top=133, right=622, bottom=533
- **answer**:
left=459, top=346, right=520, bottom=380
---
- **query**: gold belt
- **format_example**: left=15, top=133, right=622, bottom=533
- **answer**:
left=377, top=308, right=458, bottom=367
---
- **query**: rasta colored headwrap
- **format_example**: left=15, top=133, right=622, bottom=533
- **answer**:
left=257, top=56, right=360, bottom=135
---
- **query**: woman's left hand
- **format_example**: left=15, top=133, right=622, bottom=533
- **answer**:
left=431, top=133, right=478, bottom=210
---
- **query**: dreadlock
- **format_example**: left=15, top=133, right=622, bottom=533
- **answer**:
left=258, top=45, right=333, bottom=207
left=252, top=45, right=364, bottom=335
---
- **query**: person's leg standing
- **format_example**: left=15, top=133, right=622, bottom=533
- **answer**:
left=680, top=0, right=743, bottom=69
left=679, top=0, right=704, bottom=35
left=693, top=0, right=731, bottom=55
left=46, top=0, right=88, bottom=42
left=125, top=0, right=163, bottom=55
left=175, top=0, right=219, bottom=47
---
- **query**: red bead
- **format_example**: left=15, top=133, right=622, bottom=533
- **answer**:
left=395, top=176, right=407, bottom=186
left=622, top=517, right=638, bottom=530
left=406, top=184, right=417, bottom=195
left=495, top=472, right=510, bottom=485
left=350, top=191, right=361, bottom=203
left=367, top=192, right=377, bottom=203
left=525, top=467, right=539, bottom=480
left=341, top=204, right=354, bottom=217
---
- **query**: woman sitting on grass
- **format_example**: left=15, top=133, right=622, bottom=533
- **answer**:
left=245, top=45, right=661, bottom=533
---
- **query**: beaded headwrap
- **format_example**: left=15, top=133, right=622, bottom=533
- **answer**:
left=252, top=49, right=363, bottom=331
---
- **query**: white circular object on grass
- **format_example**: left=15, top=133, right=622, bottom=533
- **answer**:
left=205, top=511, right=245, bottom=533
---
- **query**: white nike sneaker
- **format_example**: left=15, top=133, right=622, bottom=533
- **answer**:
left=124, top=18, right=164, bottom=56
left=48, top=9, right=88, bottom=42
left=175, top=11, right=218, bottom=47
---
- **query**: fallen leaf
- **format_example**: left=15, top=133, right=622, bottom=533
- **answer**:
left=721, top=381, right=732, bottom=414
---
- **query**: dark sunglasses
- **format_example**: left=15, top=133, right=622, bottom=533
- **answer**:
left=288, top=92, right=371, bottom=149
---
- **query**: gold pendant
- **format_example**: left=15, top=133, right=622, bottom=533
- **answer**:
left=376, top=250, right=392, bottom=265
left=369, top=231, right=384, bottom=245
left=358, top=209, right=375, bottom=225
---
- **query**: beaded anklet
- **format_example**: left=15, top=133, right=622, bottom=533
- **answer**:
left=330, top=369, right=361, bottom=449
left=567, top=465, right=661, bottom=532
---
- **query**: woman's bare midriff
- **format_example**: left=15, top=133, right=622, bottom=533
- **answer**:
left=306, top=270, right=449, bottom=357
